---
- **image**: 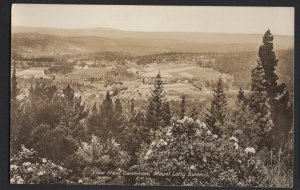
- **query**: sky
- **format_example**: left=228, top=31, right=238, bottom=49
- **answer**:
left=12, top=4, right=294, bottom=36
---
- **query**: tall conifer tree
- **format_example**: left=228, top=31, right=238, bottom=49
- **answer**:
left=205, top=77, right=227, bottom=136
left=59, top=85, right=87, bottom=136
left=180, top=95, right=186, bottom=119
left=258, top=29, right=292, bottom=148
left=248, top=59, right=273, bottom=149
left=10, top=67, right=22, bottom=153
left=163, top=101, right=171, bottom=125
left=146, top=71, right=168, bottom=129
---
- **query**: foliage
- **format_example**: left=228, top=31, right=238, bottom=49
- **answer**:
left=146, top=72, right=169, bottom=129
left=76, top=135, right=129, bottom=184
left=31, top=124, right=78, bottom=165
left=10, top=145, right=71, bottom=184
left=10, top=29, right=293, bottom=187
left=10, top=67, right=24, bottom=154
left=54, top=85, right=88, bottom=139
left=205, top=77, right=228, bottom=136
left=248, top=59, right=273, bottom=150
left=258, top=29, right=292, bottom=149
left=138, top=117, right=266, bottom=186
left=180, top=95, right=186, bottom=119
left=86, top=92, right=126, bottom=140
left=190, top=108, right=199, bottom=120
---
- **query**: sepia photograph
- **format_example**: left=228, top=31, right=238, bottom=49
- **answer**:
left=10, top=4, right=294, bottom=187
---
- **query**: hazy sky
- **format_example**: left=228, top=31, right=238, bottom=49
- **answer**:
left=12, top=4, right=294, bottom=36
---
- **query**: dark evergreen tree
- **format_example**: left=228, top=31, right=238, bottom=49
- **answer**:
left=258, top=29, right=292, bottom=148
left=100, top=91, right=115, bottom=138
left=113, top=98, right=126, bottom=135
left=10, top=67, right=23, bottom=154
left=190, top=107, right=198, bottom=120
left=87, top=92, right=125, bottom=140
left=58, top=84, right=87, bottom=139
left=11, top=67, right=20, bottom=107
left=21, top=82, right=59, bottom=145
left=163, top=101, right=171, bottom=125
left=86, top=103, right=103, bottom=137
left=259, top=29, right=284, bottom=100
left=115, top=98, right=123, bottom=114
left=146, top=72, right=168, bottom=129
left=248, top=59, right=273, bottom=150
left=59, top=85, right=87, bottom=135
left=180, top=95, right=186, bottom=119
left=205, top=77, right=228, bottom=136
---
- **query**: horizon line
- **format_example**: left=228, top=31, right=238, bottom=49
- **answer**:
left=11, top=25, right=294, bottom=37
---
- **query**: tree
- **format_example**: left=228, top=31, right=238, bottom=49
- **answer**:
left=86, top=103, right=102, bottom=137
left=11, top=67, right=20, bottom=107
left=10, top=67, right=23, bottom=154
left=205, top=77, right=228, bottom=136
left=57, top=85, right=87, bottom=138
left=248, top=59, right=273, bottom=150
left=180, top=95, right=186, bottom=119
left=190, top=107, right=198, bottom=120
left=162, top=101, right=171, bottom=125
left=76, top=135, right=129, bottom=185
left=31, top=124, right=78, bottom=165
left=87, top=92, right=125, bottom=140
left=258, top=29, right=292, bottom=148
left=16, top=82, right=59, bottom=151
left=100, top=91, right=115, bottom=138
left=146, top=71, right=169, bottom=129
left=113, top=98, right=126, bottom=135
left=258, top=29, right=284, bottom=101
left=115, top=98, right=123, bottom=113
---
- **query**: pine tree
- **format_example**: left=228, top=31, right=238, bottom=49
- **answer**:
left=190, top=107, right=198, bottom=120
left=163, top=101, right=171, bottom=125
left=146, top=72, right=168, bottom=129
left=248, top=59, right=273, bottom=150
left=115, top=98, right=123, bottom=114
left=86, top=103, right=102, bottom=137
left=113, top=98, right=126, bottom=135
left=205, top=77, right=228, bottom=136
left=10, top=66, right=23, bottom=153
left=258, top=29, right=291, bottom=148
left=180, top=95, right=186, bottom=119
left=11, top=67, right=20, bottom=106
left=100, top=91, right=115, bottom=138
left=258, top=29, right=284, bottom=100
left=58, top=85, right=87, bottom=137
left=87, top=92, right=125, bottom=140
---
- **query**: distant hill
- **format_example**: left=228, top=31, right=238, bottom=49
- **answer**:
left=12, top=26, right=293, bottom=56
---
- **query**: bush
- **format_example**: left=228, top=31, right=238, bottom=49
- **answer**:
left=31, top=124, right=78, bottom=165
left=10, top=145, right=72, bottom=184
left=75, top=135, right=130, bottom=185
left=137, top=117, right=267, bottom=186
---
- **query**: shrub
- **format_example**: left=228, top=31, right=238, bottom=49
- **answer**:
left=10, top=145, right=72, bottom=184
left=137, top=117, right=267, bottom=186
left=75, top=135, right=130, bottom=185
left=31, top=124, right=78, bottom=165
